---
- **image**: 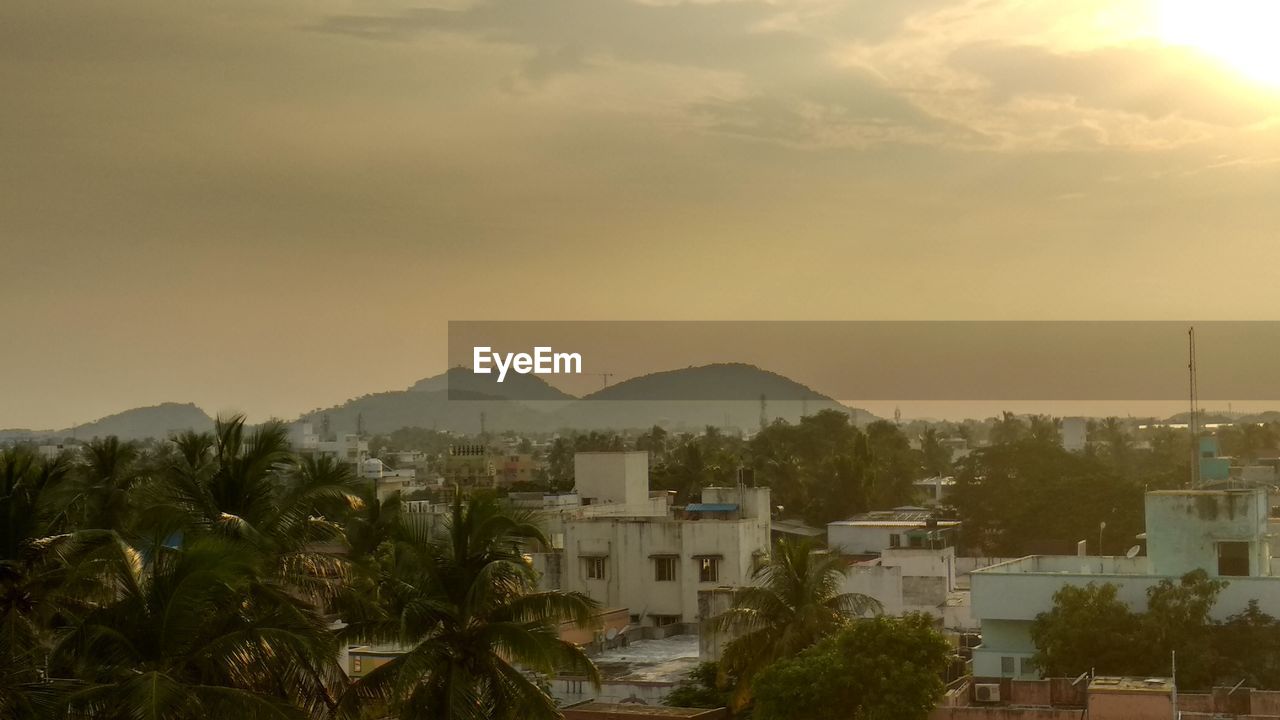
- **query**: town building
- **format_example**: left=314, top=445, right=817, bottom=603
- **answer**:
left=970, top=486, right=1280, bottom=680
left=827, top=507, right=960, bottom=555
left=546, top=452, right=772, bottom=629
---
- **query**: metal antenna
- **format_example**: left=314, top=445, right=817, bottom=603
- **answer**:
left=1188, top=326, right=1199, bottom=487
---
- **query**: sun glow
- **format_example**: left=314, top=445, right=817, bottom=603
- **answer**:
left=1154, top=0, right=1280, bottom=86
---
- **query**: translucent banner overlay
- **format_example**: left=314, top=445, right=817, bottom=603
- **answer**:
left=446, top=321, right=1280, bottom=401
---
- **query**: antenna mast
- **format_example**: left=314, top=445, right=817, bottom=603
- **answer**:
left=1188, top=326, right=1199, bottom=487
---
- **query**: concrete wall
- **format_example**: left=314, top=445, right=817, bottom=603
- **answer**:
left=701, top=485, right=771, bottom=521
left=563, top=514, right=771, bottom=624
left=552, top=678, right=677, bottom=706
left=828, top=523, right=904, bottom=555
left=1145, top=488, right=1271, bottom=578
left=841, top=564, right=905, bottom=616
left=574, top=452, right=650, bottom=507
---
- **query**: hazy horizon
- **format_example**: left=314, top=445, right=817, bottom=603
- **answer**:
left=6, top=0, right=1280, bottom=428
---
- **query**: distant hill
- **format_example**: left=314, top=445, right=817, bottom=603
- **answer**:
left=0, top=402, right=214, bottom=442
left=583, top=363, right=833, bottom=402
left=300, top=388, right=558, bottom=435
left=408, top=367, right=576, bottom=402
left=1, top=365, right=878, bottom=441
left=552, top=363, right=877, bottom=431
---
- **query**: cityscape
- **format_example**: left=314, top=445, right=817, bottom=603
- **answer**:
left=7, top=0, right=1280, bottom=718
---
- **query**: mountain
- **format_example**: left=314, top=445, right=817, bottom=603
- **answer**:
left=299, top=389, right=557, bottom=435
left=553, top=363, right=876, bottom=430
left=408, top=366, right=576, bottom=402
left=1, top=365, right=877, bottom=441
left=0, top=402, right=214, bottom=442
left=582, top=363, right=832, bottom=401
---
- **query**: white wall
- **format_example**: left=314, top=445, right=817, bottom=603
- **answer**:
left=574, top=452, right=650, bottom=507
left=563, top=514, right=771, bottom=624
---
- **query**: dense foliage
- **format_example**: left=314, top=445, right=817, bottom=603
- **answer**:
left=715, top=538, right=881, bottom=709
left=0, top=417, right=600, bottom=720
left=751, top=615, right=951, bottom=720
left=1030, top=570, right=1280, bottom=690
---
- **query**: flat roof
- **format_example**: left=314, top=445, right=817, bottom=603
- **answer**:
left=829, top=520, right=960, bottom=528
left=685, top=503, right=738, bottom=513
left=1089, top=677, right=1173, bottom=693
left=563, top=703, right=722, bottom=717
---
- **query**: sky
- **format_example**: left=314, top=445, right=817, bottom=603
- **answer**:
left=4, top=0, right=1280, bottom=428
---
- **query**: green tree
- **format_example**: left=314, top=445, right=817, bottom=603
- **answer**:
left=152, top=416, right=361, bottom=597
left=51, top=537, right=345, bottom=720
left=343, top=493, right=600, bottom=720
left=715, top=537, right=881, bottom=708
left=0, top=448, right=78, bottom=719
left=1030, top=582, right=1143, bottom=677
left=1216, top=600, right=1280, bottom=690
left=1144, top=569, right=1225, bottom=690
left=919, top=428, right=951, bottom=478
left=752, top=615, right=951, bottom=720
left=664, top=662, right=730, bottom=710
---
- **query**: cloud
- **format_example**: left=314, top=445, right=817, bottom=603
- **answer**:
left=950, top=41, right=1280, bottom=128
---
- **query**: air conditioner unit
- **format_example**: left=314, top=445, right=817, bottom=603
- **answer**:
left=975, top=684, right=1001, bottom=703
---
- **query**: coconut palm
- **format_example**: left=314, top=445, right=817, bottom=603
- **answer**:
left=715, top=536, right=882, bottom=708
left=0, top=448, right=73, bottom=719
left=343, top=493, right=600, bottom=720
left=147, top=415, right=362, bottom=599
left=51, top=536, right=346, bottom=720
left=63, top=436, right=143, bottom=533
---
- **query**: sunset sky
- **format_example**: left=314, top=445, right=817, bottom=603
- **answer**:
left=5, top=0, right=1280, bottom=429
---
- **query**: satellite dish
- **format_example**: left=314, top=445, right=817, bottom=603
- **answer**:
left=1126, top=545, right=1141, bottom=559
left=605, top=628, right=618, bottom=641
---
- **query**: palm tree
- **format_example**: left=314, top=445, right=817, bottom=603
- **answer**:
left=51, top=536, right=346, bottom=720
left=715, top=537, right=882, bottom=708
left=149, top=415, right=362, bottom=599
left=343, top=493, right=600, bottom=720
left=63, top=436, right=143, bottom=532
left=0, top=448, right=75, bottom=719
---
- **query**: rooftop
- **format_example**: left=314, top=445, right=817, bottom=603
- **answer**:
left=830, top=506, right=959, bottom=526
left=973, top=555, right=1152, bottom=576
left=591, top=634, right=700, bottom=683
left=1089, top=676, right=1174, bottom=694
left=562, top=702, right=724, bottom=718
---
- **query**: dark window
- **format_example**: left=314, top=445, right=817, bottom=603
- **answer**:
left=654, top=615, right=680, bottom=627
left=1219, top=542, right=1250, bottom=577
left=1001, top=656, right=1015, bottom=676
left=585, top=557, right=606, bottom=580
left=655, top=557, right=677, bottom=582
left=889, top=533, right=901, bottom=548
left=698, top=557, right=719, bottom=582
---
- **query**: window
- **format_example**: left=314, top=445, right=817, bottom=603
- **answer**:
left=655, top=556, right=677, bottom=582
left=654, top=615, right=680, bottom=627
left=698, top=557, right=719, bottom=583
left=1219, top=541, right=1250, bottom=577
left=1001, top=656, right=1015, bottom=677
left=585, top=557, right=606, bottom=580
left=889, top=533, right=901, bottom=548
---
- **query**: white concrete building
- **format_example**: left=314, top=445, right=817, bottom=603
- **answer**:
left=555, top=452, right=772, bottom=628
left=827, top=507, right=960, bottom=556
left=970, top=487, right=1280, bottom=680
left=317, top=433, right=368, bottom=464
